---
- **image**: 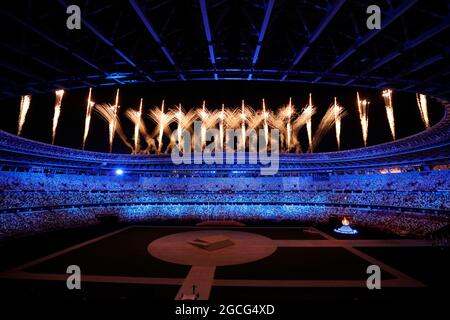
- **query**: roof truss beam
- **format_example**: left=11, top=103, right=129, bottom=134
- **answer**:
left=314, top=0, right=418, bottom=83
left=281, top=0, right=345, bottom=81
left=199, top=0, right=218, bottom=80
left=128, top=0, right=185, bottom=80
left=249, top=0, right=275, bottom=80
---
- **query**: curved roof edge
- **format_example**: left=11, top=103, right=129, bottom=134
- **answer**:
left=0, top=100, right=449, bottom=166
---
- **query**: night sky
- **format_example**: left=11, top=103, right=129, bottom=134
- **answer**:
left=0, top=81, right=444, bottom=154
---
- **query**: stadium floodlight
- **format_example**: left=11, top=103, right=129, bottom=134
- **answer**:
left=115, top=168, right=124, bottom=176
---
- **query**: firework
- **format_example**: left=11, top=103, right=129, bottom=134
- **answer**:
left=271, top=101, right=294, bottom=151
left=357, top=92, right=370, bottom=146
left=175, top=104, right=183, bottom=148
left=198, top=101, right=208, bottom=149
left=382, top=89, right=396, bottom=140
left=171, top=104, right=196, bottom=152
left=37, top=88, right=388, bottom=154
left=134, top=98, right=143, bottom=152
left=17, top=95, right=31, bottom=136
left=51, top=89, right=65, bottom=144
left=262, top=99, right=269, bottom=147
left=148, top=100, right=173, bottom=153
left=158, top=100, right=166, bottom=153
left=106, top=89, right=121, bottom=152
left=95, top=102, right=133, bottom=152
left=416, top=93, right=430, bottom=129
left=219, top=104, right=225, bottom=150
left=223, top=108, right=241, bottom=150
left=333, top=97, right=344, bottom=150
left=125, top=105, right=155, bottom=154
left=82, top=88, right=94, bottom=149
left=194, top=101, right=220, bottom=150
left=240, top=100, right=246, bottom=149
left=286, top=98, right=293, bottom=151
left=306, top=93, right=313, bottom=152
left=311, top=102, right=345, bottom=152
left=291, top=104, right=316, bottom=153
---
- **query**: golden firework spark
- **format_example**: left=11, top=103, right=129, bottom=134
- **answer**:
left=125, top=104, right=155, bottom=154
left=357, top=92, right=370, bottom=147
left=95, top=102, right=133, bottom=152
left=219, top=104, right=225, bottom=150
left=82, top=88, right=94, bottom=149
left=148, top=100, right=174, bottom=153
left=382, top=89, right=396, bottom=140
left=134, top=98, right=143, bottom=152
left=107, top=89, right=121, bottom=152
left=286, top=97, right=293, bottom=151
left=240, top=100, right=247, bottom=149
left=333, top=97, right=345, bottom=150
left=311, top=102, right=346, bottom=152
left=51, top=89, right=65, bottom=144
left=17, top=95, right=31, bottom=136
left=262, top=99, right=269, bottom=147
left=306, top=93, right=313, bottom=152
left=416, top=93, right=430, bottom=129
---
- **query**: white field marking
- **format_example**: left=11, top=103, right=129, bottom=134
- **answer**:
left=0, top=270, right=183, bottom=285
left=274, top=239, right=434, bottom=247
left=8, top=226, right=133, bottom=272
left=175, top=265, right=216, bottom=300
left=0, top=226, right=428, bottom=290
left=0, top=270, right=424, bottom=288
left=310, top=228, right=427, bottom=287
left=213, top=278, right=425, bottom=288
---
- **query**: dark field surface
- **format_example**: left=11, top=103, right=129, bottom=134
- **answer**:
left=0, top=222, right=448, bottom=304
left=215, top=247, right=395, bottom=280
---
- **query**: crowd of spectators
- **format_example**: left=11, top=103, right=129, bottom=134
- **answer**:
left=0, top=169, right=448, bottom=240
left=0, top=204, right=447, bottom=240
left=1, top=189, right=448, bottom=211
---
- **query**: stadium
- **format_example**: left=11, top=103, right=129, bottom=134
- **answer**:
left=0, top=0, right=449, bottom=310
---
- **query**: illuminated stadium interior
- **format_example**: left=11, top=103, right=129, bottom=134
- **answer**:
left=0, top=0, right=449, bottom=310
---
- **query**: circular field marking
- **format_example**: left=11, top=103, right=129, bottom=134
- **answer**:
left=148, top=230, right=277, bottom=266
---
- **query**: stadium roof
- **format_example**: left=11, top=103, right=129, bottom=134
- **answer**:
left=0, top=0, right=449, bottom=98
